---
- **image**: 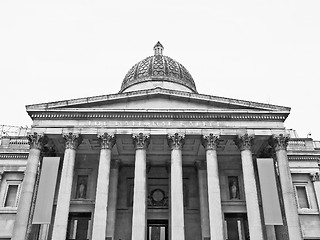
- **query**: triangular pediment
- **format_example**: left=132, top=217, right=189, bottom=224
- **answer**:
left=26, top=87, right=290, bottom=112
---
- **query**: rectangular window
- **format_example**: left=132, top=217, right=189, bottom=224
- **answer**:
left=295, top=185, right=310, bottom=209
left=4, top=184, right=19, bottom=207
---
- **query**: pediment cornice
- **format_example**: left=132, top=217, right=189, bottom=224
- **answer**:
left=26, top=87, right=290, bottom=112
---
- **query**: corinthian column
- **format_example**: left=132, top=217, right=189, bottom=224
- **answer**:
left=51, top=133, right=82, bottom=240
left=131, top=133, right=150, bottom=240
left=12, top=132, right=47, bottom=240
left=92, top=133, right=115, bottom=240
left=269, top=134, right=303, bottom=240
left=195, top=160, right=210, bottom=240
left=167, top=133, right=185, bottom=240
left=201, top=134, right=224, bottom=240
left=234, top=134, right=263, bottom=240
left=106, top=159, right=121, bottom=240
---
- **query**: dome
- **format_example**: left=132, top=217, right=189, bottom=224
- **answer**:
left=119, top=42, right=197, bottom=93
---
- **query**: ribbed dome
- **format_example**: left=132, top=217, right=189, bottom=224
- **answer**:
left=120, top=42, right=197, bottom=93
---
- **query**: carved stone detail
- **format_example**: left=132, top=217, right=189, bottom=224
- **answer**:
left=234, top=134, right=254, bottom=151
left=202, top=134, right=219, bottom=150
left=310, top=172, right=320, bottom=182
left=194, top=160, right=206, bottom=170
left=147, top=188, right=168, bottom=207
left=167, top=133, right=185, bottom=150
left=98, top=133, right=116, bottom=150
left=63, top=132, right=83, bottom=150
left=269, top=134, right=290, bottom=151
left=132, top=133, right=150, bottom=150
left=27, top=132, right=48, bottom=150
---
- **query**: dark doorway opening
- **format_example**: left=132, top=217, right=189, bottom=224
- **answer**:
left=224, top=213, right=249, bottom=240
left=147, top=219, right=168, bottom=240
left=66, top=212, right=91, bottom=240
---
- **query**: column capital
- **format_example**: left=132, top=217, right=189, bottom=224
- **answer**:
left=110, top=159, right=121, bottom=169
left=269, top=134, right=289, bottom=151
left=132, top=133, right=150, bottom=150
left=27, top=132, right=48, bottom=150
left=202, top=134, right=219, bottom=150
left=167, top=133, right=185, bottom=150
left=98, top=133, right=116, bottom=150
left=194, top=160, right=206, bottom=170
left=310, top=172, right=320, bottom=182
left=63, top=133, right=83, bottom=150
left=234, top=133, right=254, bottom=151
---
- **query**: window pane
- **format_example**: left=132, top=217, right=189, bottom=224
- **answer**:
left=5, top=185, right=18, bottom=207
left=296, top=186, right=309, bottom=208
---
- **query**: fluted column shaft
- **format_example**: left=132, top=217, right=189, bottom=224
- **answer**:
left=51, top=133, right=82, bottom=240
left=202, top=134, right=224, bottom=240
left=168, top=133, right=185, bottom=240
left=270, top=134, right=303, bottom=240
left=234, top=134, right=264, bottom=240
left=106, top=160, right=121, bottom=239
left=131, top=133, right=150, bottom=240
left=12, top=133, right=47, bottom=240
left=92, top=133, right=115, bottom=240
left=195, top=161, right=210, bottom=239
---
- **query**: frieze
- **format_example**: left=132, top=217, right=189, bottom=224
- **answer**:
left=88, top=120, right=222, bottom=128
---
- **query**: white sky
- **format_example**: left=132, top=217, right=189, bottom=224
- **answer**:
left=0, top=0, right=319, bottom=139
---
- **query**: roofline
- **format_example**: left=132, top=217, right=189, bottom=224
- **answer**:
left=26, top=87, right=291, bottom=112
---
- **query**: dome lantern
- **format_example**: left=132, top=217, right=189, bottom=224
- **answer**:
left=154, top=41, right=164, bottom=56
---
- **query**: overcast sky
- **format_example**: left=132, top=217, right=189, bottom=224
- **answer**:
left=0, top=0, right=319, bottom=139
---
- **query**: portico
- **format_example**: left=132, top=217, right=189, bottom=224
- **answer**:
left=15, top=43, right=303, bottom=240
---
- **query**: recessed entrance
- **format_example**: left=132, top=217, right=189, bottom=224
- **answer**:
left=224, top=213, right=249, bottom=240
left=147, top=219, right=168, bottom=240
left=66, top=212, right=91, bottom=240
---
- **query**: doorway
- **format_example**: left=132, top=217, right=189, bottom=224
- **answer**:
left=147, top=219, right=168, bottom=240
left=66, top=212, right=91, bottom=240
left=224, top=213, right=249, bottom=240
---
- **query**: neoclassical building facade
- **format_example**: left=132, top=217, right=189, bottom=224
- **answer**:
left=1, top=43, right=320, bottom=240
